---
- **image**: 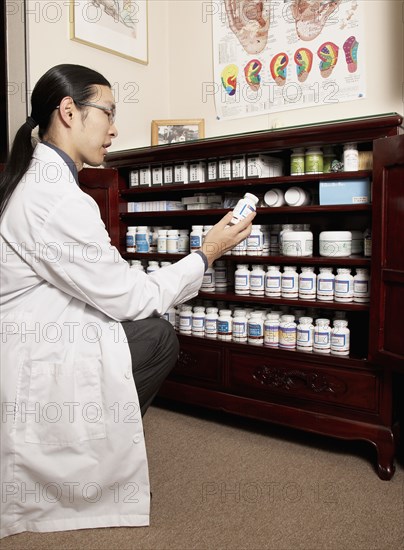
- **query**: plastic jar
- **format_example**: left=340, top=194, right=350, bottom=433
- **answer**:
left=192, top=307, right=206, bottom=337
left=179, top=306, right=193, bottom=335
left=146, top=261, right=160, bottom=274
left=297, top=316, right=314, bottom=352
left=265, top=265, right=281, bottom=297
left=317, top=267, right=335, bottom=301
left=261, top=225, right=271, bottom=255
left=279, top=315, right=297, bottom=350
left=178, top=229, right=190, bottom=253
left=331, top=320, right=350, bottom=355
left=205, top=307, right=219, bottom=339
left=305, top=147, right=323, bottom=174
left=166, top=230, right=179, bottom=253
left=299, top=267, right=317, bottom=300
left=282, top=230, right=313, bottom=257
left=250, top=265, right=265, bottom=296
left=230, top=193, right=259, bottom=225
left=264, top=313, right=280, bottom=348
left=130, top=260, right=144, bottom=271
left=232, top=238, right=247, bottom=256
left=343, top=142, right=359, bottom=171
left=334, top=268, right=354, bottom=302
left=279, top=224, right=294, bottom=255
left=313, top=318, right=331, bottom=354
left=319, top=231, right=352, bottom=257
left=350, top=230, right=364, bottom=255
left=290, top=147, right=305, bottom=175
left=135, top=226, right=150, bottom=253
left=353, top=268, right=370, bottom=303
left=214, top=260, right=228, bottom=292
left=246, top=225, right=263, bottom=256
left=157, top=229, right=167, bottom=253
left=281, top=266, right=299, bottom=299
left=264, top=188, right=285, bottom=207
left=364, top=228, right=372, bottom=257
left=284, top=186, right=310, bottom=207
left=201, top=267, right=216, bottom=293
left=233, top=310, right=248, bottom=343
left=235, top=264, right=250, bottom=295
left=217, top=309, right=233, bottom=341
left=126, top=226, right=137, bottom=252
left=190, top=225, right=204, bottom=251
left=247, top=311, right=264, bottom=345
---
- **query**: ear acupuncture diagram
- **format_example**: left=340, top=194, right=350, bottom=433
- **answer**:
left=224, top=0, right=271, bottom=54
left=290, top=0, right=341, bottom=42
left=294, top=47, right=314, bottom=82
left=244, top=59, right=263, bottom=90
left=317, top=41, right=339, bottom=78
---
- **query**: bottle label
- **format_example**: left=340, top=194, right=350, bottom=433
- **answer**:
left=314, top=331, right=330, bottom=345
left=354, top=281, right=369, bottom=294
left=217, top=320, right=231, bottom=334
left=331, top=334, right=349, bottom=348
left=299, top=277, right=315, bottom=290
left=136, top=235, right=149, bottom=253
left=248, top=323, right=263, bottom=337
left=297, top=328, right=311, bottom=343
left=190, top=235, right=202, bottom=248
left=335, top=280, right=351, bottom=293
left=266, top=275, right=281, bottom=289
left=318, top=278, right=334, bottom=291
left=281, top=276, right=297, bottom=289
left=250, top=274, right=264, bottom=288
left=235, top=274, right=249, bottom=288
left=233, top=321, right=247, bottom=336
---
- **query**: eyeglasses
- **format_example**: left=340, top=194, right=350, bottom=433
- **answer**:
left=75, top=101, right=116, bottom=125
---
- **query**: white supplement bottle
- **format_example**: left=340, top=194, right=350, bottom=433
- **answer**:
left=157, top=229, right=167, bottom=253
left=246, top=225, right=263, bottom=256
left=146, top=261, right=160, bottom=274
left=353, top=268, right=370, bottom=303
left=217, top=309, right=233, bottom=341
left=334, top=268, right=354, bottom=303
left=317, top=267, right=335, bottom=301
left=178, top=229, right=190, bottom=253
left=264, top=188, right=285, bottom=207
left=279, top=315, right=297, bottom=350
left=265, top=265, right=281, bottom=297
left=230, top=193, right=259, bottom=225
left=201, top=267, right=216, bottom=293
left=190, top=225, right=204, bottom=251
left=331, top=320, right=350, bottom=356
left=179, top=305, right=193, bottom=335
left=126, top=226, right=137, bottom=252
left=250, top=264, right=265, bottom=296
left=235, top=264, right=250, bottom=295
left=313, top=318, right=331, bottom=354
left=299, top=267, right=317, bottom=300
left=205, top=307, right=219, bottom=339
left=166, top=230, right=179, bottom=254
left=232, top=238, right=247, bottom=256
left=192, top=307, right=206, bottom=337
left=233, top=310, right=248, bottom=343
left=297, top=316, right=314, bottom=352
left=264, top=313, right=280, bottom=348
left=130, top=260, right=144, bottom=271
left=364, top=228, right=372, bottom=257
left=279, top=224, right=294, bottom=255
left=247, top=311, right=264, bottom=345
left=135, top=226, right=150, bottom=253
left=214, top=260, right=228, bottom=292
left=284, top=186, right=310, bottom=207
left=343, top=142, right=359, bottom=171
left=281, top=266, right=299, bottom=299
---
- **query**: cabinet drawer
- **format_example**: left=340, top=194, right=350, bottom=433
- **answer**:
left=171, top=339, right=223, bottom=385
left=228, top=352, right=378, bottom=412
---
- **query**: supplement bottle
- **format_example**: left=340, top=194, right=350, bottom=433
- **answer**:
left=190, top=225, right=204, bottom=251
left=305, top=147, right=323, bottom=174
left=343, top=142, right=359, bottom=171
left=299, top=267, right=316, bottom=300
left=179, top=305, right=193, bottom=335
left=230, top=193, right=259, bottom=225
left=135, top=226, right=150, bottom=253
left=205, top=307, right=219, bottom=339
left=353, top=268, right=370, bottom=303
left=250, top=264, right=265, bottom=296
left=157, top=229, right=167, bottom=253
left=317, top=267, right=335, bottom=301
left=192, top=307, right=206, bottom=337
left=201, top=267, right=216, bottom=293
left=313, top=318, right=331, bottom=354
left=166, top=230, right=179, bottom=254
left=334, top=268, right=354, bottom=303
left=126, top=226, right=137, bottom=253
left=178, top=229, right=190, bottom=253
left=235, top=264, right=250, bottom=295
left=247, top=311, right=264, bottom=345
left=214, top=260, right=228, bottom=292
left=279, top=315, right=297, bottom=350
left=331, top=320, right=350, bottom=356
left=246, top=225, right=263, bottom=256
left=290, top=147, right=305, bottom=175
left=146, top=261, right=160, bottom=274
left=297, top=316, right=314, bottom=352
left=264, top=313, right=280, bottom=348
left=233, top=310, right=248, bottom=343
left=265, top=265, right=281, bottom=297
left=217, top=309, right=233, bottom=341
left=281, top=266, right=299, bottom=299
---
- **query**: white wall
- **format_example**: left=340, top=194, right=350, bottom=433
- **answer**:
left=14, top=0, right=404, bottom=151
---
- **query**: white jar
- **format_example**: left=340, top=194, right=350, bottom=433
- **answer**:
left=235, top=264, right=250, bottom=295
left=334, top=268, right=354, bottom=303
left=247, top=311, right=264, bottom=345
left=299, top=267, right=317, bottom=300
left=201, top=267, right=216, bottom=293
left=178, top=229, right=190, bottom=253
left=364, top=228, right=372, bottom=257
left=317, top=267, right=335, bottom=301
left=265, top=265, right=281, bottom=297
left=284, top=186, right=310, bottom=207
left=135, top=226, right=150, bottom=253
left=331, top=320, right=350, bottom=356
left=313, top=318, right=331, bottom=354
left=233, top=310, right=248, bottom=342
left=192, top=307, right=206, bottom=337
left=281, top=266, right=299, bottom=299
left=166, top=230, right=179, bottom=254
left=179, top=307, right=193, bottom=335
left=217, top=309, right=233, bottom=341
left=279, top=224, right=294, bottom=255
left=282, top=231, right=313, bottom=257
left=230, top=193, right=259, bottom=225
left=343, top=142, right=359, bottom=171
left=150, top=226, right=161, bottom=252
left=126, top=226, right=137, bottom=253
left=279, top=315, right=297, bottom=350
left=130, top=260, right=144, bottom=271
left=264, top=313, right=280, bottom=348
left=264, top=188, right=285, bottom=207
left=205, top=307, right=219, bottom=339
left=319, top=231, right=352, bottom=257
left=250, top=264, right=265, bottom=296
left=157, top=229, right=167, bottom=253
left=232, top=238, right=247, bottom=256
left=214, top=260, right=228, bottom=292
left=353, top=268, right=370, bottom=303
left=246, top=225, right=263, bottom=256
left=297, top=316, right=314, bottom=352
left=190, top=225, right=204, bottom=251
left=146, top=260, right=160, bottom=274
left=350, top=230, right=363, bottom=255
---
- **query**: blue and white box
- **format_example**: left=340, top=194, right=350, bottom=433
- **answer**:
left=319, top=178, right=371, bottom=205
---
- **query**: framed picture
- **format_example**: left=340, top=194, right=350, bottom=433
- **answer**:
left=151, top=119, right=205, bottom=146
left=70, top=0, right=148, bottom=64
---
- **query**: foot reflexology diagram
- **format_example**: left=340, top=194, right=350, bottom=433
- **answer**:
left=214, top=0, right=364, bottom=120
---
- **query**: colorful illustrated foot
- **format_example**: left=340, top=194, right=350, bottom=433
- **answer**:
left=225, top=0, right=271, bottom=54
left=270, top=53, right=289, bottom=86
left=290, top=0, right=341, bottom=42
left=343, top=35, right=358, bottom=73
left=294, top=47, right=313, bottom=82
left=244, top=59, right=263, bottom=90
left=317, top=41, right=339, bottom=78
left=221, top=64, right=239, bottom=96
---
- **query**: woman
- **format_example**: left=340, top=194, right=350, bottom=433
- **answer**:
left=0, top=64, right=254, bottom=538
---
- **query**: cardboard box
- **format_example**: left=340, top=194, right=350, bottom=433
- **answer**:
left=319, top=178, right=371, bottom=205
left=247, top=155, right=283, bottom=178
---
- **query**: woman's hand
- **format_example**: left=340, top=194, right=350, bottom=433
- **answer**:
left=200, top=211, right=256, bottom=267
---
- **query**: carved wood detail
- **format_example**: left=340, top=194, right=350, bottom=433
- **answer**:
left=177, top=349, right=198, bottom=369
left=253, top=366, right=347, bottom=395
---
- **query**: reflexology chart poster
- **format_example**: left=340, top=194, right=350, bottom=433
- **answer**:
left=212, top=0, right=365, bottom=120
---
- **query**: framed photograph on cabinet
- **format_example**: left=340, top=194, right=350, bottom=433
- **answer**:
left=70, top=0, right=148, bottom=65
left=151, top=119, right=205, bottom=146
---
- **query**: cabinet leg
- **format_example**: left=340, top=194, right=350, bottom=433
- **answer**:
left=375, top=432, right=396, bottom=480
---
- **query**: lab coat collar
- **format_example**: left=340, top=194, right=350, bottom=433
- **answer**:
left=32, top=142, right=79, bottom=188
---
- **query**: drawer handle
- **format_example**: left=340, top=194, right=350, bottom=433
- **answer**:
left=252, top=366, right=347, bottom=395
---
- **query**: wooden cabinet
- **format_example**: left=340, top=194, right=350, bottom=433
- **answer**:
left=83, top=114, right=404, bottom=479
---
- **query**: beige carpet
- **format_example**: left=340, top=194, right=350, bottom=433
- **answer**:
left=2, top=401, right=403, bottom=550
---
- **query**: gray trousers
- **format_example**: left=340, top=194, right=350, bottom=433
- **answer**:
left=121, top=317, right=179, bottom=416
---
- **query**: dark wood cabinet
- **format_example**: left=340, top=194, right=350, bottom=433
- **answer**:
left=82, top=114, right=404, bottom=479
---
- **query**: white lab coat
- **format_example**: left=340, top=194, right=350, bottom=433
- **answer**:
left=0, top=143, right=204, bottom=538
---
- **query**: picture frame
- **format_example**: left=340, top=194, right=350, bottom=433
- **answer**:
left=70, top=0, right=148, bottom=65
left=151, top=119, right=205, bottom=146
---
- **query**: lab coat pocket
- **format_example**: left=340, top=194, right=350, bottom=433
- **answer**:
left=23, top=358, right=106, bottom=446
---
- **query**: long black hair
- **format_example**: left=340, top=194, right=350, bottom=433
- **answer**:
left=0, top=64, right=111, bottom=216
